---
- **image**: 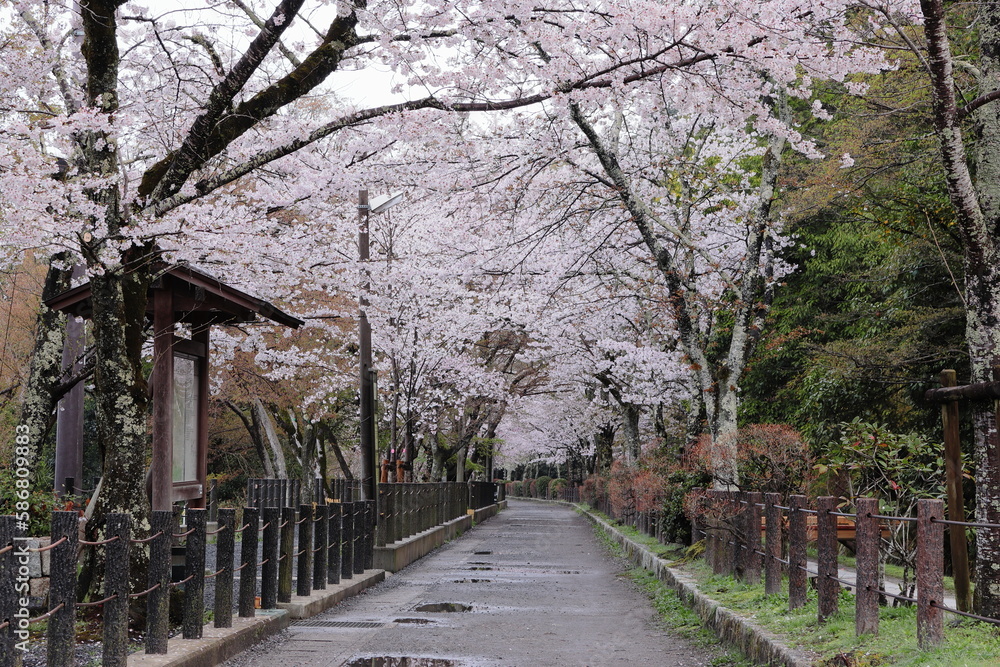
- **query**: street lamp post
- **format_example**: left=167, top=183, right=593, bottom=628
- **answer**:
left=358, top=189, right=404, bottom=502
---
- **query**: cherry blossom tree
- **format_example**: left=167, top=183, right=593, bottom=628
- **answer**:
left=0, top=1, right=906, bottom=592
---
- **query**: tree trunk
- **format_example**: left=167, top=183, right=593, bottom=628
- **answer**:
left=594, top=423, right=615, bottom=474
left=226, top=400, right=275, bottom=478
left=18, top=256, right=73, bottom=479
left=622, top=403, right=641, bottom=462
left=919, top=0, right=1000, bottom=616
left=254, top=399, right=287, bottom=478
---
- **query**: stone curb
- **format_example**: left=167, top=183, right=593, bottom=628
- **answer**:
left=516, top=498, right=816, bottom=667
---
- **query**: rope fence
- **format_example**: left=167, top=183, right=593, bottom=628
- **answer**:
left=0, top=478, right=501, bottom=667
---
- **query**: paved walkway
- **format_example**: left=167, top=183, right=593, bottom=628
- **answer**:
left=223, top=499, right=718, bottom=667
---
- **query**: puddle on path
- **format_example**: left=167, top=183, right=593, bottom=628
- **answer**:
left=473, top=550, right=492, bottom=555
left=393, top=618, right=435, bottom=625
left=342, top=658, right=460, bottom=666
left=453, top=579, right=491, bottom=584
left=414, top=602, right=472, bottom=613
left=467, top=566, right=493, bottom=571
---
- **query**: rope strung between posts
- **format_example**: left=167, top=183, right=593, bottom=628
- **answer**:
left=172, top=528, right=196, bottom=538
left=130, top=530, right=164, bottom=544
left=28, top=603, right=65, bottom=624
left=871, top=586, right=916, bottom=604
left=28, top=536, right=67, bottom=552
left=931, top=517, right=1000, bottom=529
left=78, top=593, right=118, bottom=607
left=206, top=525, right=228, bottom=536
left=868, top=513, right=916, bottom=523
left=169, top=574, right=194, bottom=588
left=205, top=567, right=226, bottom=579
left=930, top=601, right=1000, bottom=624
left=79, top=535, right=121, bottom=546
left=129, top=583, right=161, bottom=599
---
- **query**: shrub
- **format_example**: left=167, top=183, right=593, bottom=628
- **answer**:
left=689, top=424, right=812, bottom=494
left=535, top=476, right=553, bottom=498
left=549, top=478, right=568, bottom=498
left=581, top=474, right=607, bottom=507
left=0, top=469, right=65, bottom=535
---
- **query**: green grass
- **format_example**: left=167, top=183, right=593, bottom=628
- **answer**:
left=681, top=559, right=1000, bottom=666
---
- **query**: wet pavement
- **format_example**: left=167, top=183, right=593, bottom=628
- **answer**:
left=223, top=499, right=717, bottom=667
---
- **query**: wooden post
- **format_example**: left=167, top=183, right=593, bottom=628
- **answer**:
left=208, top=479, right=219, bottom=523
left=354, top=502, right=365, bottom=575
left=238, top=506, right=259, bottom=618
left=328, top=503, right=342, bottom=586
left=788, top=495, right=807, bottom=610
left=341, top=502, right=355, bottom=580
left=278, top=507, right=295, bottom=602
left=817, top=496, right=840, bottom=622
left=313, top=503, right=328, bottom=589
left=764, top=493, right=782, bottom=595
left=182, top=508, right=206, bottom=639
left=296, top=504, right=313, bottom=596
left=917, top=499, right=945, bottom=648
left=0, top=516, right=18, bottom=667
left=47, top=511, right=78, bottom=667
left=145, top=510, right=172, bottom=653
left=260, top=506, right=279, bottom=608
left=376, top=486, right=387, bottom=547
left=102, top=514, right=131, bottom=667
left=214, top=508, right=235, bottom=628
left=854, top=498, right=880, bottom=636
left=720, top=491, right=736, bottom=577
left=369, top=500, right=378, bottom=567
left=151, top=287, right=174, bottom=512
left=746, top=492, right=763, bottom=584
left=939, top=369, right=973, bottom=612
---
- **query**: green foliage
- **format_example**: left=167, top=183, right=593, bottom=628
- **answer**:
left=0, top=469, right=62, bottom=535
left=818, top=420, right=950, bottom=584
left=659, top=466, right=712, bottom=545
left=549, top=478, right=568, bottom=497
left=534, top=475, right=552, bottom=498
left=817, top=419, right=949, bottom=502
left=743, top=67, right=966, bottom=445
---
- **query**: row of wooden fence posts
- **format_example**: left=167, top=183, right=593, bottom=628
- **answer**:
left=0, top=500, right=377, bottom=667
left=0, top=480, right=504, bottom=667
left=698, top=491, right=948, bottom=648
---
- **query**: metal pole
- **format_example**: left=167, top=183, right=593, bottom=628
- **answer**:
left=359, top=189, right=377, bottom=503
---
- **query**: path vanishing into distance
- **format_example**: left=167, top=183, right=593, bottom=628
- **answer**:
left=223, top=499, right=719, bottom=667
